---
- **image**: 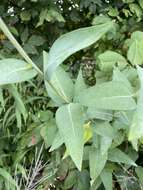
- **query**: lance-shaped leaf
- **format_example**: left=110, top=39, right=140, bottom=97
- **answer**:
left=56, top=103, right=84, bottom=170
left=45, top=21, right=114, bottom=79
left=0, top=59, right=37, bottom=85
left=44, top=51, right=74, bottom=105
left=113, top=67, right=133, bottom=92
left=94, top=122, right=114, bottom=155
left=100, top=168, right=113, bottom=190
left=49, top=131, right=64, bottom=152
left=77, top=81, right=136, bottom=110
left=74, top=70, right=87, bottom=102
left=127, top=31, right=143, bottom=65
left=108, top=148, right=137, bottom=166
left=87, top=107, right=113, bottom=121
left=45, top=67, right=74, bottom=104
left=89, top=147, right=107, bottom=180
left=129, top=66, right=143, bottom=140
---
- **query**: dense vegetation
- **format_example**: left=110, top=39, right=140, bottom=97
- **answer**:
left=1, top=0, right=143, bottom=189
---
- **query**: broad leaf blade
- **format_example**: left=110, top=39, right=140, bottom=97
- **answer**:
left=100, top=169, right=113, bottom=190
left=127, top=31, right=143, bottom=65
left=44, top=51, right=74, bottom=105
left=113, top=67, right=133, bottom=92
left=94, top=122, right=115, bottom=138
left=45, top=66, right=74, bottom=105
left=56, top=103, right=84, bottom=170
left=89, top=147, right=107, bottom=180
left=0, top=59, right=37, bottom=84
left=49, top=131, right=64, bottom=152
left=91, top=177, right=102, bottom=190
left=74, top=70, right=87, bottom=102
left=108, top=148, right=137, bottom=166
left=129, top=66, right=143, bottom=141
left=87, top=107, right=113, bottom=121
left=128, top=40, right=143, bottom=65
left=100, top=136, right=112, bottom=155
left=45, top=21, right=114, bottom=79
left=98, top=51, right=127, bottom=72
left=40, top=120, right=57, bottom=149
left=77, top=81, right=136, bottom=110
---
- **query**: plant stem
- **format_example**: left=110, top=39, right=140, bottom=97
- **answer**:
left=0, top=17, right=43, bottom=76
left=0, top=17, right=69, bottom=103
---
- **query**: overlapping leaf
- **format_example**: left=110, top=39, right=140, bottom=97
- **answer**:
left=56, top=103, right=84, bottom=170
left=98, top=51, right=127, bottom=72
left=89, top=147, right=107, bottom=180
left=43, top=51, right=74, bottom=105
left=128, top=31, right=143, bottom=65
left=0, top=59, right=37, bottom=85
left=77, top=81, right=136, bottom=110
left=45, top=21, right=114, bottom=79
left=129, top=66, right=143, bottom=141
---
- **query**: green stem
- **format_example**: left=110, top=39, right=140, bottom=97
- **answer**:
left=0, top=17, right=69, bottom=103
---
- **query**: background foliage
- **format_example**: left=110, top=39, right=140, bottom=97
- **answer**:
left=1, top=0, right=143, bottom=189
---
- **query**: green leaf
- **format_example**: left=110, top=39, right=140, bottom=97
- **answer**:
left=94, top=122, right=115, bottom=138
left=89, top=147, right=107, bottom=180
left=49, top=131, right=64, bottom=152
left=23, top=43, right=38, bottom=55
left=40, top=120, right=57, bottom=148
left=7, top=84, right=27, bottom=122
left=36, top=9, right=47, bottom=27
left=0, top=168, right=19, bottom=190
left=129, top=3, right=142, bottom=19
left=63, top=170, right=77, bottom=189
left=87, top=107, right=113, bottom=121
left=0, top=59, right=37, bottom=85
left=28, top=35, right=45, bottom=46
left=98, top=51, right=127, bottom=72
left=21, top=27, right=29, bottom=43
left=77, top=81, right=136, bottom=110
left=128, top=31, right=143, bottom=65
left=45, top=21, right=114, bottom=79
left=45, top=66, right=74, bottom=105
left=129, top=66, right=143, bottom=141
left=135, top=166, right=143, bottom=187
left=56, top=103, right=84, bottom=170
left=87, top=108, right=113, bottom=121
left=108, top=148, right=137, bottom=166
left=138, top=0, right=143, bottom=9
left=91, top=177, right=102, bottom=190
left=46, top=9, right=65, bottom=23
left=44, top=51, right=74, bottom=105
left=7, top=84, right=27, bottom=130
left=20, top=10, right=31, bottom=21
left=100, top=168, right=112, bottom=190
left=92, top=15, right=111, bottom=25
left=37, top=8, right=65, bottom=27
left=100, top=136, right=112, bottom=155
left=77, top=170, right=90, bottom=190
left=113, top=67, right=133, bottom=92
left=74, top=70, right=87, bottom=102
left=38, top=110, right=53, bottom=122
left=108, top=7, right=119, bottom=17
